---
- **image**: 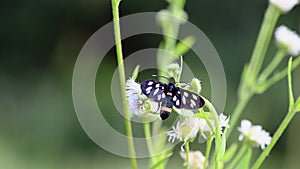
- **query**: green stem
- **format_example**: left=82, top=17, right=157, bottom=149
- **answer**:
left=227, top=143, right=248, bottom=169
left=227, top=93, right=252, bottom=139
left=229, top=5, right=281, bottom=140
left=258, top=49, right=287, bottom=83
left=245, top=4, right=281, bottom=86
left=287, top=58, right=294, bottom=107
left=251, top=58, right=296, bottom=169
left=204, top=137, right=213, bottom=169
left=255, top=56, right=300, bottom=93
left=251, top=106, right=298, bottom=169
left=111, top=1, right=138, bottom=169
left=144, top=122, right=155, bottom=167
left=202, top=97, right=222, bottom=169
left=199, top=109, right=215, bottom=136
left=185, top=142, right=190, bottom=169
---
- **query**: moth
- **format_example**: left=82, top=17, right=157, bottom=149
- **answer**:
left=141, top=79, right=205, bottom=120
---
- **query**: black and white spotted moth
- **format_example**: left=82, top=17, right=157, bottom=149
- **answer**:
left=141, top=80, right=205, bottom=120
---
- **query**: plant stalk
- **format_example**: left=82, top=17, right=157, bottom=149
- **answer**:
left=111, top=1, right=138, bottom=168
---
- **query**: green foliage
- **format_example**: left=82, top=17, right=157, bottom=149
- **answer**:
left=235, top=147, right=252, bottom=169
left=224, top=143, right=238, bottom=163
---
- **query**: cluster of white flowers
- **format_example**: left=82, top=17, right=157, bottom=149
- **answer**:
left=275, top=25, right=300, bottom=56
left=126, top=78, right=147, bottom=116
left=269, top=0, right=299, bottom=13
left=238, top=119, right=272, bottom=150
left=167, top=113, right=230, bottom=148
left=180, top=150, right=206, bottom=169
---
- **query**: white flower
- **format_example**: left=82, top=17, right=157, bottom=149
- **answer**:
left=238, top=120, right=272, bottom=150
left=167, top=118, right=201, bottom=151
left=126, top=78, right=152, bottom=116
left=219, top=113, right=230, bottom=129
left=269, top=0, right=299, bottom=13
left=167, top=118, right=200, bottom=143
left=180, top=150, right=206, bottom=169
left=275, top=25, right=300, bottom=56
left=198, top=113, right=230, bottom=139
left=167, top=114, right=229, bottom=145
left=167, top=121, right=183, bottom=143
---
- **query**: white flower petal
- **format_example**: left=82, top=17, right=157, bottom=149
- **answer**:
left=275, top=25, right=300, bottom=56
left=269, top=0, right=299, bottom=13
left=167, top=121, right=182, bottom=142
left=180, top=151, right=206, bottom=169
left=238, top=119, right=272, bottom=150
left=126, top=78, right=151, bottom=116
left=219, top=113, right=230, bottom=128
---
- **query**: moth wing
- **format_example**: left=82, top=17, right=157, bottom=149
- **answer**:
left=141, top=80, right=167, bottom=102
left=173, top=88, right=205, bottom=109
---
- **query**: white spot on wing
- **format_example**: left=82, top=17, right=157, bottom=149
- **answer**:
left=176, top=100, right=180, bottom=106
left=146, top=87, right=152, bottom=91
left=173, top=96, right=177, bottom=101
left=182, top=96, right=186, bottom=104
left=157, top=95, right=161, bottom=100
left=153, top=88, right=159, bottom=95
left=146, top=90, right=150, bottom=94
left=155, top=84, right=160, bottom=88
left=177, top=91, right=180, bottom=94
left=190, top=103, right=194, bottom=108
left=162, top=93, right=166, bottom=98
left=192, top=94, right=197, bottom=100
left=148, top=81, right=153, bottom=85
left=191, top=99, right=196, bottom=107
left=184, top=92, right=188, bottom=97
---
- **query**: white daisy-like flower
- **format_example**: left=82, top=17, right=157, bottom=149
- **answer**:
left=126, top=78, right=152, bottom=116
left=180, top=150, right=206, bottom=169
left=269, top=0, right=299, bottom=13
left=167, top=121, right=182, bottom=143
left=275, top=25, right=300, bottom=56
left=238, top=119, right=272, bottom=150
left=167, top=118, right=200, bottom=143
left=167, top=114, right=230, bottom=145
left=167, top=118, right=201, bottom=151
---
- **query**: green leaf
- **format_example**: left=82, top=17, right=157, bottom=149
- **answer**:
left=150, top=151, right=173, bottom=169
left=132, top=65, right=140, bottom=80
left=224, top=143, right=238, bottom=163
left=235, top=147, right=252, bottom=169
left=151, top=126, right=171, bottom=169
left=295, top=97, right=300, bottom=113
left=173, top=36, right=195, bottom=57
left=287, top=57, right=294, bottom=108
left=195, top=111, right=214, bottom=120
left=238, top=64, right=249, bottom=96
left=216, top=127, right=228, bottom=168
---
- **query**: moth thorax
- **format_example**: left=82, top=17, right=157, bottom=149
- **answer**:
left=167, top=83, right=175, bottom=92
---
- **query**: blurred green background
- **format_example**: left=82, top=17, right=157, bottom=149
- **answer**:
left=1, top=0, right=300, bottom=168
